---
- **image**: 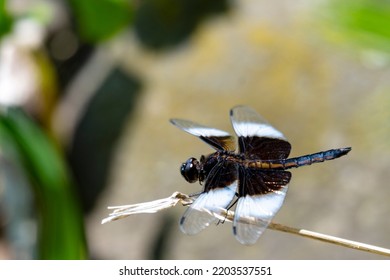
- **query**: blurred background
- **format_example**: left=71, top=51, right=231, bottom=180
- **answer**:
left=0, top=0, right=389, bottom=259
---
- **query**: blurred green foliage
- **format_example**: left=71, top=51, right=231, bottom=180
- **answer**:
left=326, top=0, right=390, bottom=53
left=69, top=0, right=134, bottom=43
left=0, top=0, right=12, bottom=38
left=69, top=69, right=141, bottom=213
left=134, top=0, right=229, bottom=49
left=0, top=0, right=231, bottom=259
left=0, top=109, right=87, bottom=259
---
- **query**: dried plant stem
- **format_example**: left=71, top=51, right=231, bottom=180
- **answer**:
left=267, top=222, right=390, bottom=257
left=102, top=192, right=390, bottom=257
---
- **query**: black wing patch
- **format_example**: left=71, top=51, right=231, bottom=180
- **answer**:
left=237, top=167, right=291, bottom=197
left=230, top=105, right=291, bottom=159
left=238, top=136, right=291, bottom=159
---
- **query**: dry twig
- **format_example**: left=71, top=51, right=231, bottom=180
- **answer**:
left=102, top=192, right=390, bottom=257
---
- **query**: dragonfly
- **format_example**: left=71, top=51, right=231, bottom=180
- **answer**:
left=170, top=105, right=351, bottom=245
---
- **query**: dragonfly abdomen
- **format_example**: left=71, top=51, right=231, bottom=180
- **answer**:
left=245, top=147, right=351, bottom=170
left=284, top=147, right=351, bottom=169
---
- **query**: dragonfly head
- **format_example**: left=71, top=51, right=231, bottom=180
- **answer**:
left=180, top=157, right=200, bottom=183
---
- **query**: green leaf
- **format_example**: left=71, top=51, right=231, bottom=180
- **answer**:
left=69, top=0, right=133, bottom=43
left=325, top=0, right=390, bottom=53
left=0, top=109, right=87, bottom=259
left=134, top=0, right=229, bottom=50
left=0, top=0, right=12, bottom=38
left=69, top=68, right=141, bottom=213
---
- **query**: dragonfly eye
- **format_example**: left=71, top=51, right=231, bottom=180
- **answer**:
left=180, top=157, right=200, bottom=183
